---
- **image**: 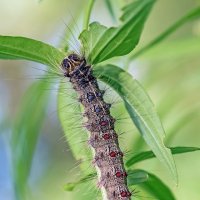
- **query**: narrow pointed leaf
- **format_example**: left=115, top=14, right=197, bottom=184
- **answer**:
left=93, top=64, right=177, bottom=182
left=11, top=80, right=50, bottom=200
left=127, top=169, right=149, bottom=186
left=0, top=36, right=64, bottom=68
left=139, top=37, right=200, bottom=61
left=80, top=0, right=155, bottom=64
left=126, top=146, right=200, bottom=167
left=139, top=170, right=176, bottom=200
left=131, top=7, right=200, bottom=59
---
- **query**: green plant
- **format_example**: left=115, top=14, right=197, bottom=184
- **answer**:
left=1, top=0, right=200, bottom=199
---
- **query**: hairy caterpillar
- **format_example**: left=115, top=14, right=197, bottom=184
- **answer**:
left=61, top=53, right=131, bottom=200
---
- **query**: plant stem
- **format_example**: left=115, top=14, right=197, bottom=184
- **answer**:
left=84, top=0, right=96, bottom=30
left=104, top=0, right=117, bottom=23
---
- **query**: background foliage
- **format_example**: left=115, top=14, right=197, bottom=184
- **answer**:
left=0, top=0, right=200, bottom=199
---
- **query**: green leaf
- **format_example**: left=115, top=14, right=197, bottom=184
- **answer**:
left=127, top=169, right=149, bottom=186
left=0, top=36, right=65, bottom=68
left=126, top=146, right=200, bottom=167
left=80, top=0, right=155, bottom=64
left=80, top=22, right=107, bottom=60
left=130, top=7, right=200, bottom=59
left=93, top=64, right=177, bottom=182
left=140, top=170, right=176, bottom=200
left=58, top=81, right=93, bottom=172
left=11, top=80, right=50, bottom=200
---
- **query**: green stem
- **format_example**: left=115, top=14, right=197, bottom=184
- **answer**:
left=130, top=7, right=200, bottom=60
left=104, top=0, right=117, bottom=23
left=83, top=0, right=96, bottom=30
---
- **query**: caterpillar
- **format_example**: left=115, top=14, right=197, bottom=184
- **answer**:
left=61, top=53, right=131, bottom=200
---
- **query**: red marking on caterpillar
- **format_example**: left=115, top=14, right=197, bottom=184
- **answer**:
left=61, top=53, right=131, bottom=199
left=88, top=131, right=118, bottom=150
left=100, top=120, right=108, bottom=126
left=103, top=133, right=110, bottom=140
left=109, top=151, right=117, bottom=157
left=120, top=191, right=132, bottom=198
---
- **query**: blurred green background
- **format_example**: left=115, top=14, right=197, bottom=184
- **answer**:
left=0, top=0, right=200, bottom=199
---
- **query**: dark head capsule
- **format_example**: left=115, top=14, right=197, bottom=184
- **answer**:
left=61, top=53, right=85, bottom=77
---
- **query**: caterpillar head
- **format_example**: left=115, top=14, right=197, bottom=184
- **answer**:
left=61, top=53, right=85, bottom=77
